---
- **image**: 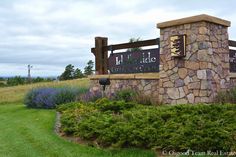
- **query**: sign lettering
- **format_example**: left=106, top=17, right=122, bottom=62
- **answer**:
left=108, top=48, right=159, bottom=74
left=230, top=49, right=236, bottom=72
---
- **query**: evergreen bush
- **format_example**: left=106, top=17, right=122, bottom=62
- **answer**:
left=58, top=100, right=236, bottom=151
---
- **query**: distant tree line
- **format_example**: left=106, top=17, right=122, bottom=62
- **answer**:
left=59, top=60, right=94, bottom=80
left=0, top=60, right=94, bottom=87
left=0, top=76, right=55, bottom=87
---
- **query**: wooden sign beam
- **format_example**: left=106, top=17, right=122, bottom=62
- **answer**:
left=94, top=37, right=108, bottom=74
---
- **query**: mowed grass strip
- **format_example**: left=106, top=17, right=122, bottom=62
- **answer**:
left=0, top=104, right=155, bottom=157
left=0, top=78, right=89, bottom=104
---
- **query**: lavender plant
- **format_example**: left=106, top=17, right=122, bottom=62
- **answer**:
left=79, top=90, right=102, bottom=102
left=24, top=87, right=87, bottom=109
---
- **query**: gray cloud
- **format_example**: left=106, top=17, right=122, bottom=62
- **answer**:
left=0, top=0, right=236, bottom=76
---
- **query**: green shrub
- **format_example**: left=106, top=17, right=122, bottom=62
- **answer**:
left=215, top=87, right=236, bottom=103
left=58, top=101, right=236, bottom=151
left=0, top=82, right=6, bottom=87
left=114, top=89, right=137, bottom=102
left=57, top=102, right=97, bottom=135
left=57, top=101, right=83, bottom=112
left=113, top=89, right=159, bottom=105
left=132, top=93, right=154, bottom=106
left=95, top=98, right=135, bottom=113
left=7, top=76, right=25, bottom=86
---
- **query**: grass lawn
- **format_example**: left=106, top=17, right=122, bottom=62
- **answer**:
left=0, top=104, right=154, bottom=157
left=0, top=79, right=155, bottom=157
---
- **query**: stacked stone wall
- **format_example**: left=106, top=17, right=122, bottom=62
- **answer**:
left=159, top=22, right=230, bottom=104
left=90, top=79, right=159, bottom=104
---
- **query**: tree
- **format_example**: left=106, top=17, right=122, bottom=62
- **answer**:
left=59, top=64, right=75, bottom=80
left=74, top=68, right=84, bottom=78
left=32, top=77, right=45, bottom=83
left=7, top=76, right=25, bottom=86
left=84, top=60, right=94, bottom=76
left=127, top=37, right=142, bottom=52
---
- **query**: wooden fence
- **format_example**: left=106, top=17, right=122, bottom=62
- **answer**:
left=91, top=37, right=160, bottom=74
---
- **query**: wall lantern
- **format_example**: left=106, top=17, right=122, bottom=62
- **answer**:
left=170, top=35, right=186, bottom=57
left=99, top=78, right=110, bottom=96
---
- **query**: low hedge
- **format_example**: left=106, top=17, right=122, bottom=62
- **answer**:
left=57, top=99, right=236, bottom=151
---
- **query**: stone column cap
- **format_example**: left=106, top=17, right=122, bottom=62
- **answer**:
left=157, top=14, right=231, bottom=28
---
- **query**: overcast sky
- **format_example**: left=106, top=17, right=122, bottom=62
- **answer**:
left=0, top=0, right=236, bottom=77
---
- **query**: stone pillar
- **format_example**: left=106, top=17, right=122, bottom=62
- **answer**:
left=157, top=14, right=231, bottom=104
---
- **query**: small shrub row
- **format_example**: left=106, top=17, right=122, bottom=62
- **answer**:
left=215, top=87, right=236, bottom=104
left=113, top=89, right=155, bottom=105
left=0, top=82, right=6, bottom=87
left=79, top=90, right=102, bottom=102
left=24, top=87, right=88, bottom=109
left=58, top=99, right=236, bottom=151
left=114, top=89, right=137, bottom=102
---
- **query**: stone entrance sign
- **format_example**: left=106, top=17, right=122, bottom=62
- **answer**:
left=90, top=14, right=233, bottom=105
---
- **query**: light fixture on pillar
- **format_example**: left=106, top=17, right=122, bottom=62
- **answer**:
left=170, top=35, right=186, bottom=57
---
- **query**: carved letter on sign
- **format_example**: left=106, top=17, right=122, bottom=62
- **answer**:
left=170, top=35, right=186, bottom=57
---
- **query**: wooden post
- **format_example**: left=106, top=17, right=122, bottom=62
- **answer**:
left=94, top=37, right=108, bottom=74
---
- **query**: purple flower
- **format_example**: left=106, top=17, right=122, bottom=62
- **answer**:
left=24, top=87, right=86, bottom=109
left=79, top=90, right=102, bottom=102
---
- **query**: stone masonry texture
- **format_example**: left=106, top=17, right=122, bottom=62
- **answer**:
left=159, top=22, right=230, bottom=104
left=90, top=79, right=159, bottom=104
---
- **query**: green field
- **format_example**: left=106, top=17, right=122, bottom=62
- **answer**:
left=0, top=79, right=155, bottom=157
